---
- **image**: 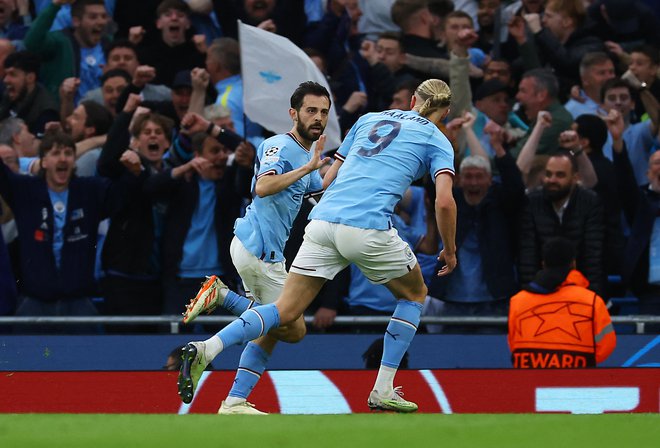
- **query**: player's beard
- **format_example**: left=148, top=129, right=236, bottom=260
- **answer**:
left=296, top=120, right=324, bottom=143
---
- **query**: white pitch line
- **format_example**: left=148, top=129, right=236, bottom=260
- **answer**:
left=420, top=369, right=452, bottom=414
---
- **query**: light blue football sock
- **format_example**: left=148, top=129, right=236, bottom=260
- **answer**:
left=223, top=290, right=255, bottom=316
left=216, top=304, right=280, bottom=349
left=227, top=342, right=271, bottom=400
left=381, top=300, right=422, bottom=368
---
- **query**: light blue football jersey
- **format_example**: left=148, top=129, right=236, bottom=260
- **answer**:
left=234, top=132, right=323, bottom=262
left=310, top=110, right=454, bottom=230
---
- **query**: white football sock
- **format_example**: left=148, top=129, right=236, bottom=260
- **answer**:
left=373, top=365, right=397, bottom=396
left=224, top=395, right=246, bottom=407
left=202, top=335, right=224, bottom=360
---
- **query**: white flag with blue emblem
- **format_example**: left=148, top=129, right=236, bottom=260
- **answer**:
left=238, top=21, right=342, bottom=151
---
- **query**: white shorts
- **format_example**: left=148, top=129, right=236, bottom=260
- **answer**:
left=290, top=220, right=417, bottom=284
left=230, top=236, right=287, bottom=304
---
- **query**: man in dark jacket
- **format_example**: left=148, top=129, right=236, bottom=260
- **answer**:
left=0, top=129, right=134, bottom=332
left=96, top=94, right=174, bottom=318
left=607, top=108, right=660, bottom=331
left=143, top=113, right=253, bottom=314
left=428, top=133, right=526, bottom=333
left=519, top=151, right=606, bottom=296
left=0, top=51, right=58, bottom=136
left=509, top=0, right=605, bottom=100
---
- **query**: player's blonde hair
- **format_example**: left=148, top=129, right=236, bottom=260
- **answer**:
left=415, top=79, right=451, bottom=119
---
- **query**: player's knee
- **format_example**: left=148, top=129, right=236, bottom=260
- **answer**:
left=409, top=284, right=427, bottom=304
left=279, top=323, right=306, bottom=343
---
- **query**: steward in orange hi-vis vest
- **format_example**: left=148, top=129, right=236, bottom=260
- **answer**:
left=508, top=238, right=616, bottom=368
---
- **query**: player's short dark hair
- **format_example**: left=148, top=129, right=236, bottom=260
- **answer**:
left=72, top=0, right=105, bottom=19
left=39, top=129, right=76, bottom=158
left=575, top=114, right=608, bottom=154
left=80, top=100, right=113, bottom=136
left=290, top=81, right=331, bottom=111
left=156, top=0, right=191, bottom=18
left=600, top=78, right=632, bottom=103
left=3, top=51, right=40, bottom=74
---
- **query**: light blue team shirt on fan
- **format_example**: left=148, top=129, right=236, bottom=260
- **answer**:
left=311, top=109, right=455, bottom=230
left=234, top=132, right=323, bottom=263
left=179, top=178, right=222, bottom=278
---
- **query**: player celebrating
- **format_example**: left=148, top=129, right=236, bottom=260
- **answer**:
left=179, top=79, right=457, bottom=413
left=179, top=81, right=330, bottom=414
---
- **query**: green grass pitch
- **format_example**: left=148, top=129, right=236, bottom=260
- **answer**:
left=1, top=414, right=659, bottom=448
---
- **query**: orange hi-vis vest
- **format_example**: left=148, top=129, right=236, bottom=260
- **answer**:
left=508, top=270, right=616, bottom=368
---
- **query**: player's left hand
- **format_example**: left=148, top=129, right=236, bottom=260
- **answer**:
left=437, top=249, right=457, bottom=276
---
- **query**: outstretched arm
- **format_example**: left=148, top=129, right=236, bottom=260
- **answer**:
left=516, top=111, right=551, bottom=174
left=255, top=135, right=330, bottom=197
left=558, top=130, right=597, bottom=188
left=321, top=156, right=343, bottom=190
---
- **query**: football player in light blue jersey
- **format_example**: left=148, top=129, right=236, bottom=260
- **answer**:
left=179, top=82, right=331, bottom=414
left=234, top=132, right=324, bottom=264
left=180, top=79, right=458, bottom=413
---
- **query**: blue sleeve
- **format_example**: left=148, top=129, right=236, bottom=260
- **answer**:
left=428, top=131, right=455, bottom=182
left=256, top=142, right=293, bottom=178
left=305, top=170, right=324, bottom=195
left=638, top=120, right=659, bottom=147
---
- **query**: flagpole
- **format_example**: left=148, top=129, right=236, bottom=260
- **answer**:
left=238, top=19, right=247, bottom=142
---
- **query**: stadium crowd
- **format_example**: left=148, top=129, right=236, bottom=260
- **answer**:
left=0, top=0, right=659, bottom=343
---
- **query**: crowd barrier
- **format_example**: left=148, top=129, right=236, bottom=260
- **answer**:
left=1, top=314, right=660, bottom=333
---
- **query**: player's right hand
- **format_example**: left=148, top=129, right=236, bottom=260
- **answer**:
left=437, top=249, right=457, bottom=276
